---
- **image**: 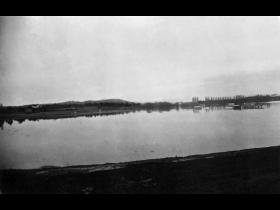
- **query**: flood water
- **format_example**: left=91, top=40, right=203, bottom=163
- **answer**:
left=1, top=102, right=280, bottom=169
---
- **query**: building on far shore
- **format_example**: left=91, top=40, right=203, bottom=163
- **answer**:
left=31, top=104, right=40, bottom=109
left=235, top=95, right=245, bottom=99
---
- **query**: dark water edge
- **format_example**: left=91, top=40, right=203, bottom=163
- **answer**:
left=1, top=145, right=280, bottom=194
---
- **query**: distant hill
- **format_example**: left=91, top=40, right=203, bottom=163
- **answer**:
left=0, top=99, right=139, bottom=108
left=94, top=99, right=134, bottom=104
left=52, top=99, right=136, bottom=107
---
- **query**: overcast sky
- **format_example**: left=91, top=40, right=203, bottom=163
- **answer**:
left=1, top=16, right=280, bottom=106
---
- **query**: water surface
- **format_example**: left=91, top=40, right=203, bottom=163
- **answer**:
left=1, top=102, right=280, bottom=169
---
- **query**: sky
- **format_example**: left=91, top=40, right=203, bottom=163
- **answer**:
left=1, top=16, right=280, bottom=106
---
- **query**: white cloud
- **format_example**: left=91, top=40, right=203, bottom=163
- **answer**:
left=1, top=16, right=280, bottom=105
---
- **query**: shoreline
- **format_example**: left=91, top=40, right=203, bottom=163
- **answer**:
left=1, top=145, right=280, bottom=193
left=0, top=109, right=137, bottom=121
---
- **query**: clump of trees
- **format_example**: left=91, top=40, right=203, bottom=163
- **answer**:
left=140, top=102, right=179, bottom=112
left=203, top=94, right=280, bottom=106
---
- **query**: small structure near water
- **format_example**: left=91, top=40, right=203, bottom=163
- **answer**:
left=242, top=102, right=269, bottom=109
left=233, top=105, right=242, bottom=110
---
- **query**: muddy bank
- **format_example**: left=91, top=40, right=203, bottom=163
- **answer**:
left=1, top=145, right=280, bottom=194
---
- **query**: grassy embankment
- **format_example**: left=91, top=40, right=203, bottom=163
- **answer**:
left=1, top=145, right=280, bottom=194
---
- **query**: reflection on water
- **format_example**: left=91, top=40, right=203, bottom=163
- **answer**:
left=0, top=110, right=134, bottom=130
left=0, top=102, right=279, bottom=169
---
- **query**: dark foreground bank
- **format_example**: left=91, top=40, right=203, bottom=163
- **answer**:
left=1, top=145, right=280, bottom=194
